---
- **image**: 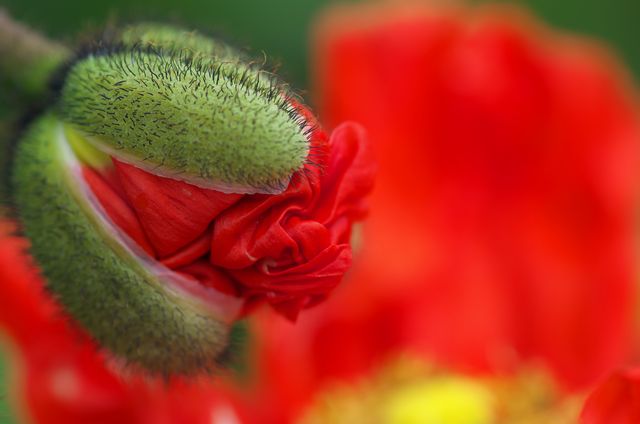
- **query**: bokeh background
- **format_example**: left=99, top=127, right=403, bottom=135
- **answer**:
left=1, top=0, right=639, bottom=91
left=0, top=0, right=639, bottom=422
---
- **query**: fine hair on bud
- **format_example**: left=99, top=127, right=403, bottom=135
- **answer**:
left=10, top=23, right=320, bottom=376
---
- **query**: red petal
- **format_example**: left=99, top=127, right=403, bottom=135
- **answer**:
left=161, top=231, right=212, bottom=269
left=176, top=261, right=238, bottom=297
left=581, top=368, right=640, bottom=424
left=82, top=167, right=155, bottom=256
left=113, top=160, right=242, bottom=258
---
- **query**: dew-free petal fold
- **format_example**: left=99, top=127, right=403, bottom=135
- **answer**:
left=113, top=159, right=242, bottom=258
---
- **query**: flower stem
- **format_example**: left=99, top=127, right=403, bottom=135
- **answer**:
left=0, top=9, right=70, bottom=98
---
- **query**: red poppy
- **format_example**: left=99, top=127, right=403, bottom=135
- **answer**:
left=232, top=3, right=640, bottom=422
left=310, top=3, right=640, bottom=389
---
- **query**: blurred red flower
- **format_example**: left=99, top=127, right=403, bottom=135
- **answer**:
left=244, top=2, right=640, bottom=422
left=310, top=3, right=640, bottom=389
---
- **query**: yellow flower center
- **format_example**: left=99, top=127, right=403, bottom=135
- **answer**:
left=382, top=376, right=495, bottom=424
left=298, top=356, right=583, bottom=424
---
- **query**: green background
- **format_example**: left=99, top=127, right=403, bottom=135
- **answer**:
left=0, top=0, right=638, bottom=422
left=1, top=0, right=639, bottom=88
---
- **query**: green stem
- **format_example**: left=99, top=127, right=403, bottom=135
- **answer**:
left=0, top=9, right=70, bottom=98
left=0, top=10, right=72, bottom=205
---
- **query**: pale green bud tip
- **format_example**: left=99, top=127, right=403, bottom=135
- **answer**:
left=118, top=24, right=238, bottom=58
left=58, top=25, right=311, bottom=194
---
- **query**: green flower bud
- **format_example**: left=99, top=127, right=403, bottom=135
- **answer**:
left=13, top=114, right=237, bottom=375
left=10, top=24, right=313, bottom=375
left=60, top=24, right=310, bottom=194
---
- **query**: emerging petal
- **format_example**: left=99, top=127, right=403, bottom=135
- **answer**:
left=82, top=120, right=374, bottom=321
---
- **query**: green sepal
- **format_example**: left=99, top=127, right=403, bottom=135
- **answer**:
left=12, top=113, right=236, bottom=376
left=59, top=30, right=310, bottom=194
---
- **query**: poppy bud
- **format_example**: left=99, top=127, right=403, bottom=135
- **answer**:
left=10, top=24, right=375, bottom=376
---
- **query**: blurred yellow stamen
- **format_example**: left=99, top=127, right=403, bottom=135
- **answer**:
left=299, top=356, right=583, bottom=424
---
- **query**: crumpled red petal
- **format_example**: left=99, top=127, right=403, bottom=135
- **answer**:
left=82, top=117, right=375, bottom=320
left=113, top=160, right=243, bottom=258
